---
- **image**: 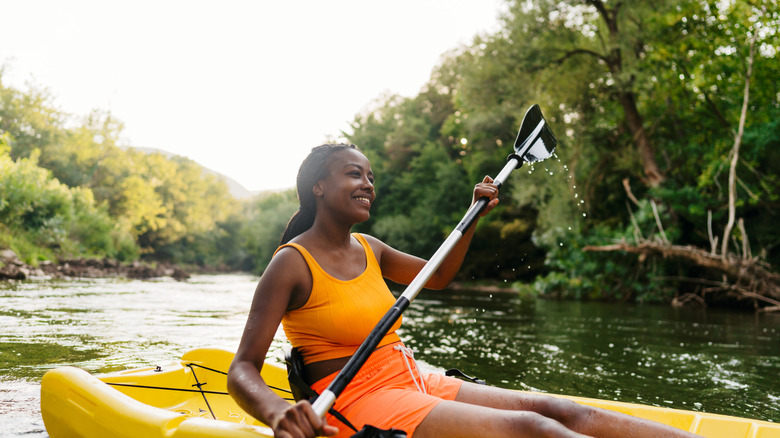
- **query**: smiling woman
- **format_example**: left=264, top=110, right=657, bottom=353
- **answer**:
left=226, top=143, right=500, bottom=437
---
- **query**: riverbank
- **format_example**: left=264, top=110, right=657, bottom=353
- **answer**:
left=0, top=249, right=191, bottom=281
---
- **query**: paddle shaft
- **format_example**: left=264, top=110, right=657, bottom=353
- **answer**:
left=311, top=156, right=522, bottom=418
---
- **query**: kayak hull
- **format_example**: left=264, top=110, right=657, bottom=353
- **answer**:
left=41, top=348, right=780, bottom=438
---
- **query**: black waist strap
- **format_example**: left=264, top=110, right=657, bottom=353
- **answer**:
left=285, top=348, right=358, bottom=433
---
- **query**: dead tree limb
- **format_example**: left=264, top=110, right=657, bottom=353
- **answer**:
left=583, top=241, right=780, bottom=309
left=721, top=29, right=757, bottom=260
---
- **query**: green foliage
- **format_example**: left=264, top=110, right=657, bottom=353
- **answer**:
left=240, top=190, right=299, bottom=274
left=0, top=73, right=239, bottom=266
left=0, top=146, right=136, bottom=263
left=534, top=221, right=678, bottom=303
left=372, top=142, right=471, bottom=257
left=345, top=0, right=780, bottom=302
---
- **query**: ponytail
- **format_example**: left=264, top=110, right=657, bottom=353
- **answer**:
left=280, top=208, right=315, bottom=245
left=279, top=143, right=358, bottom=245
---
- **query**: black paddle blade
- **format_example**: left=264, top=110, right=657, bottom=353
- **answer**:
left=513, top=104, right=557, bottom=163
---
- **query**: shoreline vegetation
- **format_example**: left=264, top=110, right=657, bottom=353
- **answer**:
left=2, top=2, right=778, bottom=311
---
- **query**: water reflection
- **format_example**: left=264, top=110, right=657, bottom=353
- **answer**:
left=0, top=276, right=778, bottom=437
left=401, top=289, right=780, bottom=422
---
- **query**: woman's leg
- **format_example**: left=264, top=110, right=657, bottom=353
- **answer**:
left=414, top=398, right=592, bottom=438
left=431, top=381, right=701, bottom=438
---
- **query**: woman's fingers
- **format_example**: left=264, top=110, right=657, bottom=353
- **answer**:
left=305, top=403, right=339, bottom=436
left=301, top=402, right=340, bottom=436
left=273, top=401, right=332, bottom=438
left=473, top=175, right=499, bottom=216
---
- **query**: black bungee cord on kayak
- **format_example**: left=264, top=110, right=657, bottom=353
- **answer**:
left=105, top=362, right=295, bottom=422
left=187, top=364, right=217, bottom=419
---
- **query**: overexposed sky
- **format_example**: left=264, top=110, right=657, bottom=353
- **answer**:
left=1, top=0, right=504, bottom=192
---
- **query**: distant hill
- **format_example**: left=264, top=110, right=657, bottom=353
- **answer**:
left=129, top=146, right=268, bottom=200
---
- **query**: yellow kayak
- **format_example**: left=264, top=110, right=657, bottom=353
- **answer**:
left=40, top=348, right=780, bottom=438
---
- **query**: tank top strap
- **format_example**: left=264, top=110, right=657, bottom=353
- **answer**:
left=273, top=242, right=323, bottom=274
left=351, top=233, right=380, bottom=272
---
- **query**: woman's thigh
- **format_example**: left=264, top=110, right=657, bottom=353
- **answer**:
left=455, top=381, right=583, bottom=417
left=413, top=398, right=589, bottom=438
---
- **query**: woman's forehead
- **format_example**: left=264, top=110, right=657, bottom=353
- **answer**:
left=332, top=148, right=371, bottom=170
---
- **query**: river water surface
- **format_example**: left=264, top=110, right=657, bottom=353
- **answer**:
left=1, top=274, right=778, bottom=436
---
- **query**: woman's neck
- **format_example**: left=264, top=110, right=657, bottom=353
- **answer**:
left=306, top=219, right=354, bottom=249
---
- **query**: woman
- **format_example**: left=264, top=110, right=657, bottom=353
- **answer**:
left=227, top=144, right=700, bottom=438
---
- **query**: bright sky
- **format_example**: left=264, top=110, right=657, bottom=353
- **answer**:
left=1, top=0, right=504, bottom=192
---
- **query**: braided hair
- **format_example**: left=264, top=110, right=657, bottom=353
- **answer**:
left=280, top=143, right=358, bottom=245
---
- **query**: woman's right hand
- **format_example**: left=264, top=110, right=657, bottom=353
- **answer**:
left=270, top=401, right=339, bottom=438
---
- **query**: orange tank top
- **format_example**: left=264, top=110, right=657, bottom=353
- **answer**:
left=277, top=233, right=402, bottom=364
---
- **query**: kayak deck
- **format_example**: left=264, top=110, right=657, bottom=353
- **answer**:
left=41, top=348, right=780, bottom=438
left=41, top=348, right=277, bottom=437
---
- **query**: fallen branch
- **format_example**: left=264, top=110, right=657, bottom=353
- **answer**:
left=672, top=292, right=706, bottom=308
left=583, top=241, right=780, bottom=307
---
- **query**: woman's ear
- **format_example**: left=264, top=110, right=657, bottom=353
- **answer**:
left=312, top=182, right=324, bottom=198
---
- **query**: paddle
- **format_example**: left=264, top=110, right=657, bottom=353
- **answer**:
left=311, top=103, right=558, bottom=419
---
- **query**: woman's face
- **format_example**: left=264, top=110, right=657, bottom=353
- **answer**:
left=314, top=148, right=375, bottom=223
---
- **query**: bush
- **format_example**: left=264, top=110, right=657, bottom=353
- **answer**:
left=533, top=203, right=680, bottom=303
left=0, top=148, right=138, bottom=262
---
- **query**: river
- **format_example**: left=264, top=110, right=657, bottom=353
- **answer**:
left=1, top=274, right=778, bottom=436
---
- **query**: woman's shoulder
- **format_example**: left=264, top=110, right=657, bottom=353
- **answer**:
left=354, top=233, right=387, bottom=246
left=354, top=233, right=383, bottom=245
left=276, top=233, right=318, bottom=260
left=261, top=244, right=313, bottom=310
left=265, top=243, right=310, bottom=279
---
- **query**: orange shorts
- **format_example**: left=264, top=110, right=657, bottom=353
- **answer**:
left=310, top=341, right=463, bottom=438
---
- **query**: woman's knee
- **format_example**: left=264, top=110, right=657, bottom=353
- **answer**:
left=506, top=411, right=585, bottom=438
left=524, top=396, right=592, bottom=428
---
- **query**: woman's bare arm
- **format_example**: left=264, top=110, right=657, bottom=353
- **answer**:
left=227, top=248, right=338, bottom=437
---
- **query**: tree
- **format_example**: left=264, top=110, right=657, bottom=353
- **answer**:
left=241, top=190, right=298, bottom=274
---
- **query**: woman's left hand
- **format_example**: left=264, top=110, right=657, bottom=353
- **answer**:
left=473, top=175, right=499, bottom=217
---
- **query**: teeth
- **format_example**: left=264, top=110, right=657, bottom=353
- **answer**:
left=355, top=197, right=370, bottom=204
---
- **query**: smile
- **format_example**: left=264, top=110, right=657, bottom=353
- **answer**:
left=354, top=197, right=371, bottom=206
